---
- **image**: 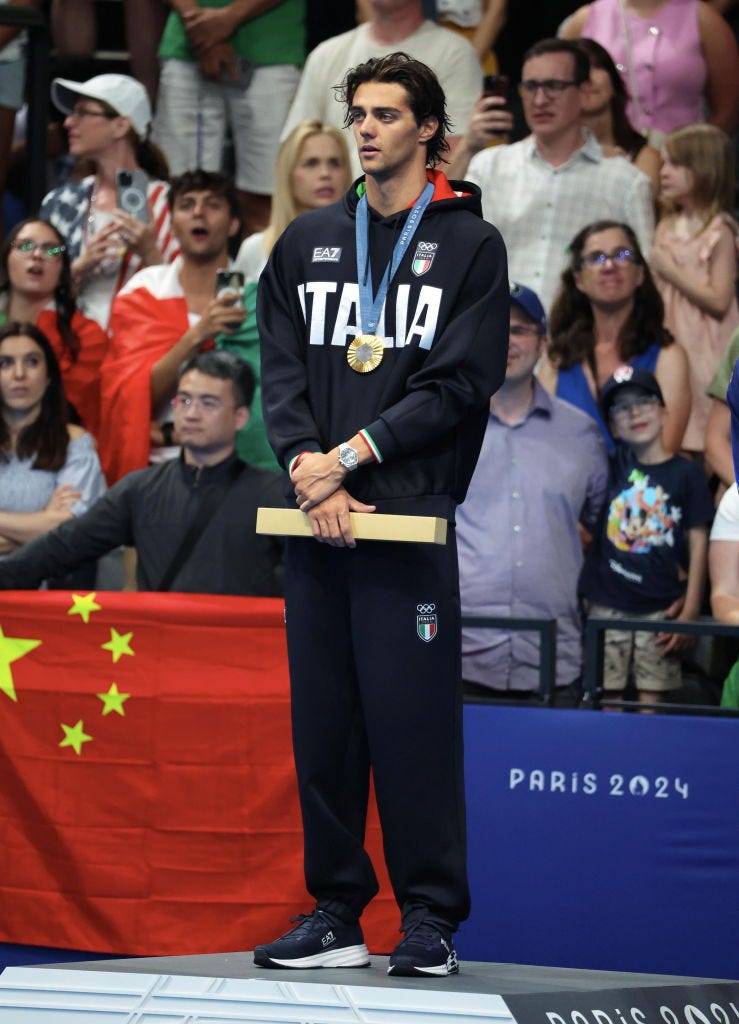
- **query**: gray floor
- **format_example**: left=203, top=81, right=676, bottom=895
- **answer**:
left=43, top=952, right=729, bottom=996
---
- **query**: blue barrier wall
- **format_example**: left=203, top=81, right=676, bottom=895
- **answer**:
left=460, top=706, right=739, bottom=979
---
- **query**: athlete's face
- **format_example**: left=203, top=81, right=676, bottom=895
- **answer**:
left=348, top=81, right=437, bottom=183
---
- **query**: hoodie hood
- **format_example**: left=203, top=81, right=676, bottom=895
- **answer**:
left=344, top=168, right=484, bottom=221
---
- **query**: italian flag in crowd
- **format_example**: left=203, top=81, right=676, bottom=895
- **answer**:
left=0, top=591, right=396, bottom=956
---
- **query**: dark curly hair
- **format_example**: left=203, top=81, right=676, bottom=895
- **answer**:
left=0, top=321, right=70, bottom=470
left=0, top=218, right=80, bottom=363
left=337, top=51, right=452, bottom=167
left=549, top=220, right=674, bottom=372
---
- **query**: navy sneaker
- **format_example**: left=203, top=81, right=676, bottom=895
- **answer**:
left=254, top=910, right=370, bottom=969
left=387, top=920, right=459, bottom=977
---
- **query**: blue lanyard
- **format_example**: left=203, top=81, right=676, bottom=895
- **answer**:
left=355, top=180, right=434, bottom=334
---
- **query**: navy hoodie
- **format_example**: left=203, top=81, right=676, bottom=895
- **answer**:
left=257, top=173, right=509, bottom=519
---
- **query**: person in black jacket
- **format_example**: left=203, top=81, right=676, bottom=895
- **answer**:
left=255, top=51, right=509, bottom=977
left=0, top=350, right=283, bottom=595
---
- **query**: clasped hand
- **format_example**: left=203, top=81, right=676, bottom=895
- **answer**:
left=292, top=454, right=375, bottom=547
left=292, top=452, right=346, bottom=512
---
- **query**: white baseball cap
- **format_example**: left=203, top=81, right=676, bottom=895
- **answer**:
left=52, top=74, right=152, bottom=138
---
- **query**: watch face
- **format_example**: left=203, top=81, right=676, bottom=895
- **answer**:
left=340, top=445, right=358, bottom=469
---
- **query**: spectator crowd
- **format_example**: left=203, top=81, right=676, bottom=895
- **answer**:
left=0, top=0, right=738, bottom=708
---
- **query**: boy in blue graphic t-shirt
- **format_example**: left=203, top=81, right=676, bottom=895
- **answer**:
left=580, top=367, right=714, bottom=706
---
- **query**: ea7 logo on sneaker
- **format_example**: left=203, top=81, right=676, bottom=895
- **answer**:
left=321, top=930, right=335, bottom=948
left=412, top=240, right=438, bottom=277
left=312, top=246, right=342, bottom=263
left=417, top=603, right=437, bottom=642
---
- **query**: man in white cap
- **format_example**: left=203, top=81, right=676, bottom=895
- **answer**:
left=39, top=74, right=179, bottom=329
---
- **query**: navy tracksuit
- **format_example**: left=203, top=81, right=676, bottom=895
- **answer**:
left=258, top=172, right=509, bottom=930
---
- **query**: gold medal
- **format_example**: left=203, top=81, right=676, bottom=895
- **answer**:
left=347, top=334, right=385, bottom=373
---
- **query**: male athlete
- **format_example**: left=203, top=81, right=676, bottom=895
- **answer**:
left=256, top=51, right=509, bottom=977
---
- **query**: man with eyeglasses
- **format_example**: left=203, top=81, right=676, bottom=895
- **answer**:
left=456, top=281, right=608, bottom=704
left=0, top=351, right=284, bottom=595
left=447, top=38, right=654, bottom=312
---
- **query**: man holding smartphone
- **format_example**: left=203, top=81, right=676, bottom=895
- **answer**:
left=447, top=38, right=654, bottom=312
left=99, top=170, right=277, bottom=486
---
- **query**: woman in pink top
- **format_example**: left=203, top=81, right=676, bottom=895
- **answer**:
left=561, top=0, right=738, bottom=141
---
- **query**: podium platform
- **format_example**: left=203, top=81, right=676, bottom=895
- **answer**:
left=1, top=952, right=737, bottom=1023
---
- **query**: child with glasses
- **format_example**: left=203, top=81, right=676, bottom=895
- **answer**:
left=580, top=366, right=714, bottom=707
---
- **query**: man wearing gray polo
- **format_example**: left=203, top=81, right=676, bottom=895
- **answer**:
left=457, top=282, right=608, bottom=702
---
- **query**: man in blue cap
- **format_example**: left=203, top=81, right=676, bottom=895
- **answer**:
left=457, top=281, right=609, bottom=703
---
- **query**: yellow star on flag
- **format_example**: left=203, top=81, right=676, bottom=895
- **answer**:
left=59, top=720, right=92, bottom=755
left=97, top=683, right=130, bottom=717
left=67, top=592, right=102, bottom=624
left=101, top=628, right=134, bottom=663
left=0, top=625, right=41, bottom=702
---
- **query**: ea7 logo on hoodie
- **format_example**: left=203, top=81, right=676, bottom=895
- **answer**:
left=312, top=247, right=342, bottom=263
left=298, top=281, right=442, bottom=351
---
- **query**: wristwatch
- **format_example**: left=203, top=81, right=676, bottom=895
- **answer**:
left=338, top=443, right=359, bottom=472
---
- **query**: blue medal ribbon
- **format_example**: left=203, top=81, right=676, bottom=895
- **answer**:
left=355, top=179, right=434, bottom=334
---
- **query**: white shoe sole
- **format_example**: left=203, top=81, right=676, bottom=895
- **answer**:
left=260, top=943, right=370, bottom=969
left=388, top=957, right=459, bottom=976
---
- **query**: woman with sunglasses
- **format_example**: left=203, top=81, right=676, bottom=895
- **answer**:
left=538, top=219, right=689, bottom=452
left=0, top=321, right=105, bottom=579
left=39, top=74, right=178, bottom=330
left=0, top=218, right=107, bottom=440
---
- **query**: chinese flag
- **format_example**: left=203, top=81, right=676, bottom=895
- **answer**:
left=0, top=592, right=397, bottom=956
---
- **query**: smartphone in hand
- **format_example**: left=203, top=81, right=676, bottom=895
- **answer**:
left=215, top=269, right=245, bottom=331
left=482, top=74, right=510, bottom=102
left=115, top=169, right=150, bottom=222
left=215, top=269, right=245, bottom=298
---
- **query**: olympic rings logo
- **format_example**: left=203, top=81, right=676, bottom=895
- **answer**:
left=417, top=603, right=436, bottom=614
